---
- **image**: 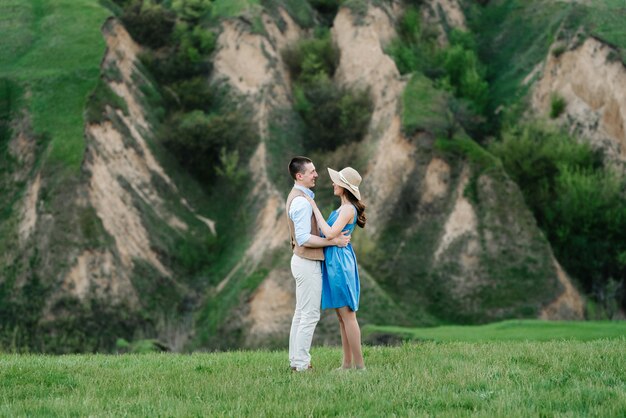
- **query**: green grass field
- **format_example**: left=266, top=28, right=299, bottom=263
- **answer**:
left=364, top=319, right=626, bottom=342
left=1, top=321, right=624, bottom=416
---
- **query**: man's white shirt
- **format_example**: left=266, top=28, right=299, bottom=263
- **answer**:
left=289, top=184, right=315, bottom=246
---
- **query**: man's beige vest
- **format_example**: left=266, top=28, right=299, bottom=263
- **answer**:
left=286, top=188, right=324, bottom=261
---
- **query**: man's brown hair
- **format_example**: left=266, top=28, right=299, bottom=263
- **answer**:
left=288, top=156, right=312, bottom=180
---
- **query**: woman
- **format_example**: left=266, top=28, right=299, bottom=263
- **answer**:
left=305, top=167, right=367, bottom=370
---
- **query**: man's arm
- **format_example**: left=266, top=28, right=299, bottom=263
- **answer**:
left=290, top=197, right=314, bottom=246
left=302, top=232, right=350, bottom=248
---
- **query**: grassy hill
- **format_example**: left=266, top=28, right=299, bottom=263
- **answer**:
left=0, top=0, right=110, bottom=170
left=466, top=0, right=626, bottom=115
left=1, top=321, right=624, bottom=416
left=1, top=0, right=625, bottom=354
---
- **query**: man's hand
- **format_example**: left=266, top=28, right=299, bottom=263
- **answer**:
left=333, top=231, right=351, bottom=247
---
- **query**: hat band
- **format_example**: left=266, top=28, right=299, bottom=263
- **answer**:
left=339, top=172, right=359, bottom=193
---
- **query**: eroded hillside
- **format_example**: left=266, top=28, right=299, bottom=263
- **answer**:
left=203, top=0, right=585, bottom=349
left=3, top=0, right=625, bottom=353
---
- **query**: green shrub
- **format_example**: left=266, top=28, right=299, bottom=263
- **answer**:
left=138, top=19, right=216, bottom=85
left=172, top=0, right=212, bottom=22
left=121, top=0, right=176, bottom=49
left=172, top=232, right=220, bottom=276
left=215, top=148, right=247, bottom=186
left=550, top=166, right=626, bottom=282
left=294, top=79, right=372, bottom=152
left=282, top=30, right=338, bottom=83
left=550, top=93, right=566, bottom=118
left=387, top=13, right=489, bottom=137
left=140, top=49, right=210, bottom=86
left=125, top=0, right=217, bottom=85
left=490, top=123, right=625, bottom=311
left=341, top=0, right=369, bottom=21
left=551, top=43, right=567, bottom=57
left=386, top=6, right=441, bottom=76
left=284, top=30, right=372, bottom=152
left=0, top=78, right=21, bottom=147
left=441, top=39, right=488, bottom=115
left=161, top=107, right=257, bottom=183
left=405, top=0, right=425, bottom=6
left=174, top=23, right=217, bottom=64
left=307, top=0, right=340, bottom=25
left=386, top=40, right=420, bottom=75
left=402, top=73, right=449, bottom=137
left=398, top=5, right=422, bottom=43
left=115, top=338, right=166, bottom=353
left=165, top=76, right=214, bottom=111
left=490, top=124, right=600, bottom=223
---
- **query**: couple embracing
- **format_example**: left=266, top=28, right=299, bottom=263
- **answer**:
left=286, top=156, right=366, bottom=372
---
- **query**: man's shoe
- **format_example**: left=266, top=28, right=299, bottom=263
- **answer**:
left=291, top=364, right=313, bottom=372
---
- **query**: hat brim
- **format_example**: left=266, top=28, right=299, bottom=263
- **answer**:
left=328, top=168, right=361, bottom=200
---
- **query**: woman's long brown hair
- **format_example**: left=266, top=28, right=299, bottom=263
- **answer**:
left=344, top=189, right=366, bottom=228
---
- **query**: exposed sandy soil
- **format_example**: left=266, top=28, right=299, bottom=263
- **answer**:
left=540, top=259, right=585, bottom=319
left=56, top=20, right=198, bottom=307
left=244, top=268, right=294, bottom=345
left=421, top=157, right=451, bottom=205
left=434, top=166, right=478, bottom=261
left=61, top=249, right=137, bottom=303
left=18, top=173, right=40, bottom=245
left=87, top=122, right=169, bottom=277
left=532, top=37, right=626, bottom=163
left=333, top=6, right=416, bottom=234
left=9, top=130, right=36, bottom=181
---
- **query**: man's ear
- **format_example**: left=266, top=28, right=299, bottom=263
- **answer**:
left=296, top=172, right=303, bottom=181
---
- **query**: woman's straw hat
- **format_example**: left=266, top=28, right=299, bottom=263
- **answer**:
left=327, top=167, right=362, bottom=200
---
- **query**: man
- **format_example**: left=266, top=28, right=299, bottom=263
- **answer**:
left=286, top=156, right=350, bottom=372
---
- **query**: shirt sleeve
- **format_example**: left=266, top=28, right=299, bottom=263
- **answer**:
left=288, top=196, right=313, bottom=246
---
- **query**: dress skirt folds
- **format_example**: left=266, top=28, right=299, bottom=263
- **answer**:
left=321, top=206, right=360, bottom=311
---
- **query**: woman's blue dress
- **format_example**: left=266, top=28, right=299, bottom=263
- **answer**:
left=321, top=205, right=360, bottom=311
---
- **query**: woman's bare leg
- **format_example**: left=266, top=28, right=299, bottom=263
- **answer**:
left=336, top=309, right=352, bottom=368
left=337, top=307, right=364, bottom=369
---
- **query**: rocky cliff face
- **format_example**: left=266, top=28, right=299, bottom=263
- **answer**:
left=211, top=2, right=584, bottom=348
left=327, top=4, right=581, bottom=323
left=1, top=18, right=217, bottom=352
left=81, top=19, right=180, bottom=300
left=531, top=37, right=626, bottom=165
left=3, top=0, right=600, bottom=353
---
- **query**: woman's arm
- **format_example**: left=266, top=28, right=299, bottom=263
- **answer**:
left=307, top=197, right=331, bottom=236
left=306, top=197, right=354, bottom=239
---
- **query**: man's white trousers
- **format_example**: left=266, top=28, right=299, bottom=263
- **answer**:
left=289, top=254, right=322, bottom=371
